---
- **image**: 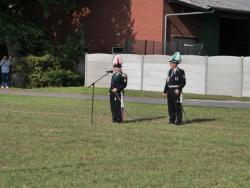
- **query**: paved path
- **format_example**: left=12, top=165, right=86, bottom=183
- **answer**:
left=1, top=89, right=250, bottom=109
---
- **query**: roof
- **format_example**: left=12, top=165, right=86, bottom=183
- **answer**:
left=176, top=0, right=250, bottom=13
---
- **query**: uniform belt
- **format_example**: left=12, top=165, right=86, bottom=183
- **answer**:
left=168, top=85, right=179, bottom=88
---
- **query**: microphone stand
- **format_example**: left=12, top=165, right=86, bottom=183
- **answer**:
left=88, top=71, right=111, bottom=124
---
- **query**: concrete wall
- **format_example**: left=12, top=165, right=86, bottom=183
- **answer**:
left=207, top=56, right=241, bottom=97
left=121, top=54, right=142, bottom=90
left=85, top=54, right=250, bottom=97
left=179, top=55, right=206, bottom=94
left=85, top=54, right=113, bottom=88
left=243, top=57, right=250, bottom=97
left=85, top=54, right=143, bottom=90
left=143, top=55, right=170, bottom=91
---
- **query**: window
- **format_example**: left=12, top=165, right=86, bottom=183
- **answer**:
left=172, top=36, right=204, bottom=55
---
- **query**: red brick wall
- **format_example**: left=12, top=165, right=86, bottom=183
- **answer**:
left=131, top=0, right=164, bottom=41
left=44, top=0, right=165, bottom=53
left=82, top=0, right=135, bottom=53
left=43, top=0, right=134, bottom=53
left=83, top=0, right=165, bottom=52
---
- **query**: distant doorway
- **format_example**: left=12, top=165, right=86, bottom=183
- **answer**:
left=219, top=18, right=249, bottom=56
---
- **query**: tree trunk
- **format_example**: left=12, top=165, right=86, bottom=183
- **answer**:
left=5, top=37, right=18, bottom=57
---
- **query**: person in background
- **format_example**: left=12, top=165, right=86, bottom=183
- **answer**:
left=162, top=52, right=186, bottom=125
left=0, top=56, right=11, bottom=89
left=109, top=55, right=128, bottom=123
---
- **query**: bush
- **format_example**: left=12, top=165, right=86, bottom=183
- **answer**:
left=25, top=55, right=60, bottom=87
left=56, top=34, right=84, bottom=70
left=44, top=68, right=80, bottom=87
left=11, top=54, right=81, bottom=88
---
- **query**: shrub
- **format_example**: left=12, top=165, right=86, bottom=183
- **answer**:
left=11, top=54, right=81, bottom=88
left=44, top=68, right=80, bottom=87
left=56, top=34, right=84, bottom=70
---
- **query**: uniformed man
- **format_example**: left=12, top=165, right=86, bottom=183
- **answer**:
left=162, top=52, right=186, bottom=125
left=109, top=55, right=128, bottom=123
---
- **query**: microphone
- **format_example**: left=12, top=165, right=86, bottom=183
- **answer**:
left=106, top=70, right=113, bottom=73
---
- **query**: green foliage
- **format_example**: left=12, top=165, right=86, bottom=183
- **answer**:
left=39, top=0, right=77, bottom=16
left=28, top=69, right=47, bottom=87
left=5, top=23, right=47, bottom=55
left=44, top=68, right=80, bottom=87
left=12, top=54, right=81, bottom=87
left=56, top=34, right=84, bottom=70
left=12, top=54, right=57, bottom=87
left=1, top=1, right=85, bottom=87
left=0, top=1, right=46, bottom=54
left=0, top=0, right=78, bottom=55
left=24, top=54, right=59, bottom=69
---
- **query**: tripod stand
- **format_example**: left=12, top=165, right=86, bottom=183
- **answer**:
left=88, top=72, right=111, bottom=124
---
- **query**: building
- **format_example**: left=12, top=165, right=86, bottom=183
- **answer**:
left=2, top=1, right=250, bottom=56
left=79, top=0, right=250, bottom=56
left=166, top=0, right=250, bottom=56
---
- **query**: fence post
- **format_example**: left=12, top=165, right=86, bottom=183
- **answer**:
left=204, top=55, right=208, bottom=95
left=84, top=53, right=88, bottom=86
left=152, top=41, right=155, bottom=54
left=140, top=54, right=145, bottom=90
left=144, top=40, right=147, bottom=55
left=240, top=56, right=244, bottom=97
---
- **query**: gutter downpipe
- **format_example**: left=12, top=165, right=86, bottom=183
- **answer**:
left=164, top=10, right=215, bottom=55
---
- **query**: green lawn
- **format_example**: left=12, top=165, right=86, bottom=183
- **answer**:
left=29, top=86, right=250, bottom=101
left=0, top=94, right=250, bottom=187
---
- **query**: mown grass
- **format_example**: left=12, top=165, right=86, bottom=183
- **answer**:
left=29, top=86, right=250, bottom=101
left=0, top=94, right=250, bottom=187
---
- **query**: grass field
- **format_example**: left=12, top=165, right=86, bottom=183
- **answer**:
left=30, top=86, right=250, bottom=101
left=0, top=94, right=250, bottom=187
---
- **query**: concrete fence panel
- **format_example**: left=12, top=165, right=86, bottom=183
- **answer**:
left=143, top=55, right=171, bottom=91
left=85, top=54, right=142, bottom=90
left=243, top=57, right=250, bottom=97
left=85, top=54, right=249, bottom=97
left=207, top=56, right=241, bottom=97
left=120, top=54, right=142, bottom=90
left=85, top=53, right=114, bottom=87
left=179, top=55, right=206, bottom=94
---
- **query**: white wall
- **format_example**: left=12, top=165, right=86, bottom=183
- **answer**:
left=243, top=57, right=250, bottom=97
left=207, top=56, right=241, bottom=97
left=85, top=54, right=113, bottom=87
left=143, top=55, right=170, bottom=91
left=179, top=55, right=206, bottom=94
left=120, top=54, right=142, bottom=90
left=85, top=54, right=250, bottom=97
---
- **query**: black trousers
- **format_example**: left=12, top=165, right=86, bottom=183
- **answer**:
left=167, top=91, right=182, bottom=124
left=110, top=92, right=123, bottom=122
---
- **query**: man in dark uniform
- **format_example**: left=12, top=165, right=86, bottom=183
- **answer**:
left=109, top=55, right=128, bottom=123
left=163, top=52, right=186, bottom=125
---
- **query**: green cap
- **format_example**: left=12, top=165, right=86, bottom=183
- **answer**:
left=169, top=52, right=181, bottom=64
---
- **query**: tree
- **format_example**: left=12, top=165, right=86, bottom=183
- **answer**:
left=0, top=0, right=77, bottom=56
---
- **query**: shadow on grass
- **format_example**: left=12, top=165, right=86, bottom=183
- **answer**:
left=125, top=116, right=165, bottom=123
left=183, top=118, right=215, bottom=125
left=0, top=162, right=86, bottom=173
